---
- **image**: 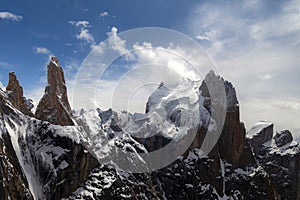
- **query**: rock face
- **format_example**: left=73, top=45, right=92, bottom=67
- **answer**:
left=1, top=89, right=98, bottom=200
left=247, top=124, right=300, bottom=199
left=274, top=130, right=293, bottom=147
left=24, top=120, right=99, bottom=199
left=246, top=121, right=274, bottom=154
left=0, top=93, right=34, bottom=200
left=6, top=72, right=34, bottom=116
left=218, top=80, right=245, bottom=165
left=198, top=71, right=246, bottom=165
left=36, top=57, right=74, bottom=126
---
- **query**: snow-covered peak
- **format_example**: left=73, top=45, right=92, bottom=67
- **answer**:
left=146, top=78, right=202, bottom=113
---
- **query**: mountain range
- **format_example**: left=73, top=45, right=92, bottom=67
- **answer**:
left=0, top=57, right=299, bottom=200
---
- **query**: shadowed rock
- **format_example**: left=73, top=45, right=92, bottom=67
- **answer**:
left=274, top=130, right=293, bottom=147
left=6, top=72, right=34, bottom=116
left=35, top=57, right=74, bottom=126
left=246, top=121, right=274, bottom=154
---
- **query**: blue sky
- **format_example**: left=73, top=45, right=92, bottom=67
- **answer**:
left=0, top=0, right=197, bottom=87
left=1, top=0, right=300, bottom=139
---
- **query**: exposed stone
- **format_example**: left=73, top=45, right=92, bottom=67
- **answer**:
left=35, top=57, right=74, bottom=126
left=246, top=121, right=274, bottom=154
left=24, top=121, right=99, bottom=199
left=199, top=71, right=246, bottom=165
left=0, top=97, right=33, bottom=200
left=6, top=72, right=34, bottom=116
left=251, top=130, right=300, bottom=199
left=274, top=130, right=293, bottom=147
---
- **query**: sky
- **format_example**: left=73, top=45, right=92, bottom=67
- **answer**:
left=0, top=0, right=300, bottom=140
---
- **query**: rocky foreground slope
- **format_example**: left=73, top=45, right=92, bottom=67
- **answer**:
left=0, top=57, right=299, bottom=199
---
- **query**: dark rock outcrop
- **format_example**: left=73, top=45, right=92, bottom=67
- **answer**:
left=6, top=72, right=34, bottom=116
left=35, top=57, right=74, bottom=126
left=274, top=130, right=293, bottom=147
left=246, top=121, right=274, bottom=154
left=0, top=136, right=34, bottom=200
left=248, top=125, right=300, bottom=200
left=198, top=71, right=246, bottom=166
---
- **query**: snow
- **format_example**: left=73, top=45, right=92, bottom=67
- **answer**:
left=4, top=117, right=42, bottom=200
left=117, top=78, right=203, bottom=141
left=220, top=158, right=225, bottom=198
left=69, top=77, right=211, bottom=173
left=247, top=120, right=273, bottom=139
left=51, top=124, right=89, bottom=144
left=185, top=184, right=193, bottom=188
left=65, top=166, right=117, bottom=199
left=268, top=140, right=299, bottom=156
left=50, top=59, right=59, bottom=67
left=262, top=133, right=299, bottom=156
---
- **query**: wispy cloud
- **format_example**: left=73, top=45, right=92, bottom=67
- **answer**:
left=188, top=0, right=300, bottom=138
left=69, top=20, right=96, bottom=48
left=69, top=20, right=91, bottom=28
left=241, top=97, right=300, bottom=138
left=0, top=11, right=23, bottom=21
left=196, top=29, right=227, bottom=55
left=70, top=27, right=209, bottom=112
left=0, top=61, right=14, bottom=69
left=100, top=11, right=109, bottom=17
left=76, top=29, right=95, bottom=44
left=258, top=73, right=273, bottom=80
left=34, top=47, right=52, bottom=57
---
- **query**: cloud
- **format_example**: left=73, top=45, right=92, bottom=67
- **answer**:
left=241, top=97, right=300, bottom=139
left=0, top=11, right=23, bottom=21
left=0, top=61, right=14, bottom=69
left=100, top=11, right=109, bottom=17
left=25, top=86, right=44, bottom=112
left=105, top=27, right=132, bottom=59
left=196, top=29, right=227, bottom=55
left=258, top=73, right=273, bottom=80
left=70, top=27, right=213, bottom=113
left=69, top=20, right=95, bottom=48
left=188, top=0, right=300, bottom=134
left=34, top=47, right=52, bottom=58
left=76, top=29, right=95, bottom=44
left=69, top=20, right=91, bottom=28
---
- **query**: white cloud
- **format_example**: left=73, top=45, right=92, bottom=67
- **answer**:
left=0, top=11, right=23, bottom=21
left=69, top=20, right=91, bottom=28
left=25, top=86, right=44, bottom=112
left=34, top=47, right=54, bottom=67
left=70, top=26, right=213, bottom=113
left=76, top=28, right=95, bottom=44
left=241, top=97, right=300, bottom=138
left=196, top=29, right=226, bottom=55
left=69, top=20, right=95, bottom=48
left=258, top=73, right=273, bottom=80
left=106, top=27, right=132, bottom=59
left=34, top=47, right=52, bottom=56
left=189, top=0, right=300, bottom=133
left=100, top=11, right=109, bottom=17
